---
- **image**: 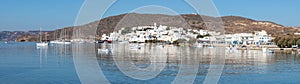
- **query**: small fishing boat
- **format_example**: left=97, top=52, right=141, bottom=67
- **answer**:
left=292, top=45, right=298, bottom=48
left=4, top=39, right=8, bottom=44
left=262, top=48, right=275, bottom=53
left=106, top=40, right=112, bottom=43
left=98, top=49, right=109, bottom=53
left=119, top=41, right=129, bottom=44
left=130, top=45, right=141, bottom=50
left=207, top=44, right=215, bottom=48
left=197, top=43, right=203, bottom=48
left=191, top=43, right=203, bottom=48
left=157, top=45, right=164, bottom=48
left=138, top=43, right=145, bottom=46
left=268, top=50, right=275, bottom=53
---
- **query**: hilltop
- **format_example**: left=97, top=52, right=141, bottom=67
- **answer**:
left=13, top=13, right=300, bottom=42
left=0, top=31, right=51, bottom=41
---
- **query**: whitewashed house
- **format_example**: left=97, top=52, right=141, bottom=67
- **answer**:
left=253, top=30, right=272, bottom=44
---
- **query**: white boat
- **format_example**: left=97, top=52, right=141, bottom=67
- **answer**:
left=50, top=41, right=57, bottom=44
left=268, top=50, right=275, bottom=53
left=130, top=45, right=141, bottom=50
left=4, top=40, right=8, bottom=44
left=36, top=28, right=49, bottom=47
left=51, top=29, right=71, bottom=44
left=119, top=41, right=129, bottom=44
left=292, top=45, right=298, bottom=48
left=37, top=42, right=49, bottom=47
left=64, top=42, right=72, bottom=44
left=98, top=49, right=109, bottom=53
left=53, top=41, right=72, bottom=44
left=262, top=48, right=275, bottom=53
left=138, top=43, right=145, bottom=46
left=157, top=45, right=164, bottom=48
left=207, top=45, right=215, bottom=48
left=197, top=43, right=203, bottom=48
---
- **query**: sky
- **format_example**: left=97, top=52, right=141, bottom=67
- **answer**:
left=0, top=0, right=299, bottom=31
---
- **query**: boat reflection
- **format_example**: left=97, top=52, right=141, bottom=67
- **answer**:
left=96, top=44, right=277, bottom=66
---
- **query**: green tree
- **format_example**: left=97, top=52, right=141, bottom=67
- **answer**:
left=297, top=39, right=300, bottom=45
left=274, top=35, right=300, bottom=48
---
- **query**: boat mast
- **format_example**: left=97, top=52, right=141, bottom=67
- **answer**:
left=39, top=27, right=42, bottom=42
left=45, top=30, right=47, bottom=42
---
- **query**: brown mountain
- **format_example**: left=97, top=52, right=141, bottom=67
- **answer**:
left=0, top=31, right=51, bottom=41
left=16, top=13, right=300, bottom=42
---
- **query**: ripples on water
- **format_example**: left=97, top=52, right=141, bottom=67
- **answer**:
left=1, top=42, right=300, bottom=84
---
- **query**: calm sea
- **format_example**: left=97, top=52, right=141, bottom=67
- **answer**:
left=0, top=42, right=300, bottom=84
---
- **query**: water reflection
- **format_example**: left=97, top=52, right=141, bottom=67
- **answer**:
left=96, top=43, right=275, bottom=66
left=96, top=43, right=300, bottom=76
left=95, top=43, right=274, bottom=83
left=1, top=42, right=300, bottom=83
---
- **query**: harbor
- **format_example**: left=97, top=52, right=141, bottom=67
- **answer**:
left=2, top=42, right=300, bottom=83
left=1, top=0, right=300, bottom=83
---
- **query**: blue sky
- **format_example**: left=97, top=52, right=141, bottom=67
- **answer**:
left=0, top=0, right=299, bottom=31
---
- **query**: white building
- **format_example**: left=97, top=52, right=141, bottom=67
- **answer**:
left=110, top=23, right=190, bottom=43
left=223, top=30, right=272, bottom=45
left=253, top=30, right=272, bottom=44
left=106, top=23, right=273, bottom=45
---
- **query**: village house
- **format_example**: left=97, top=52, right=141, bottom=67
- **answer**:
left=108, top=23, right=194, bottom=43
left=106, top=23, right=273, bottom=45
left=222, top=30, right=272, bottom=45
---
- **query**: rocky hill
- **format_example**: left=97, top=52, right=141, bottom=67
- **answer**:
left=93, top=13, right=299, bottom=36
left=15, top=13, right=300, bottom=42
left=0, top=31, right=51, bottom=41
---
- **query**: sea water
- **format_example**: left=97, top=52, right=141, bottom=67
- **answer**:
left=0, top=42, right=300, bottom=84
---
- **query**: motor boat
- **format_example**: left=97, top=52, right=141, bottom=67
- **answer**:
left=130, top=45, right=141, bottom=50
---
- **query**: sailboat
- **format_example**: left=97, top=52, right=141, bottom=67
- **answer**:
left=50, top=30, right=59, bottom=44
left=50, top=28, right=71, bottom=44
left=36, top=28, right=49, bottom=47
